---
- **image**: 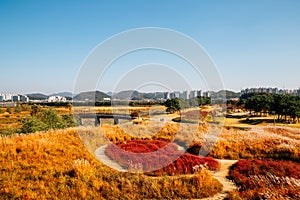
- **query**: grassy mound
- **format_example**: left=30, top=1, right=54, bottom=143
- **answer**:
left=105, top=139, right=220, bottom=175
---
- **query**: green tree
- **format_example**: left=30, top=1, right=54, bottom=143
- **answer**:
left=30, top=104, right=42, bottom=116
left=165, top=98, right=181, bottom=114
left=21, top=117, right=48, bottom=133
left=40, top=109, right=65, bottom=129
left=270, top=94, right=290, bottom=120
left=286, top=96, right=300, bottom=123
left=21, top=108, right=70, bottom=134
left=15, top=104, right=22, bottom=113
left=6, top=107, right=12, bottom=114
left=245, top=95, right=272, bottom=116
left=62, top=115, right=81, bottom=127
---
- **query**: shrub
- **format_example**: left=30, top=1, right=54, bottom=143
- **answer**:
left=20, top=109, right=77, bottom=133
left=6, top=107, right=11, bottom=114
left=105, top=139, right=220, bottom=175
left=30, top=104, right=42, bottom=116
left=40, top=109, right=65, bottom=129
left=15, top=105, right=22, bottom=113
left=229, top=159, right=300, bottom=199
left=21, top=117, right=48, bottom=133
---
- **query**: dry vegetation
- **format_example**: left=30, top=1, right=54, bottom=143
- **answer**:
left=207, top=126, right=300, bottom=161
left=0, top=127, right=222, bottom=199
left=1, top=104, right=300, bottom=199
left=229, top=159, right=300, bottom=199
left=105, top=139, right=220, bottom=175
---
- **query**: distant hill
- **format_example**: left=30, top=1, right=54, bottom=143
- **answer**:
left=113, top=90, right=141, bottom=100
left=25, top=90, right=240, bottom=102
left=106, top=91, right=115, bottom=96
left=26, top=93, right=48, bottom=100
left=50, top=92, right=74, bottom=98
left=73, top=91, right=110, bottom=102
left=113, top=90, right=165, bottom=100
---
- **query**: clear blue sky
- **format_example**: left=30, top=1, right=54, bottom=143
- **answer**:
left=1, top=0, right=300, bottom=94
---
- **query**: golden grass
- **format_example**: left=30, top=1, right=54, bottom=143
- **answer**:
left=208, top=126, right=300, bottom=160
left=0, top=127, right=222, bottom=199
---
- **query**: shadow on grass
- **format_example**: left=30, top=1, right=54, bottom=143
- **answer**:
left=225, top=114, right=248, bottom=119
left=239, top=118, right=278, bottom=125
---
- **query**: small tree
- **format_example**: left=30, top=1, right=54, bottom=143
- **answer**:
left=165, top=98, right=181, bottom=114
left=15, top=104, right=22, bottom=113
left=30, top=105, right=42, bottom=116
left=6, top=107, right=12, bottom=114
left=40, top=109, right=65, bottom=129
left=21, top=117, right=48, bottom=133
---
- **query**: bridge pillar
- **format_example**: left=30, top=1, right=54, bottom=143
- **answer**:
left=95, top=116, right=100, bottom=126
left=114, top=117, right=119, bottom=125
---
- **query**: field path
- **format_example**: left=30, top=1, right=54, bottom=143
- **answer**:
left=202, top=159, right=238, bottom=200
left=94, top=144, right=128, bottom=172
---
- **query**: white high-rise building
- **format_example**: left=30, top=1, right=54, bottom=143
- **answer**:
left=189, top=90, right=197, bottom=99
left=21, top=95, right=29, bottom=102
left=47, top=96, right=66, bottom=102
left=181, top=91, right=189, bottom=99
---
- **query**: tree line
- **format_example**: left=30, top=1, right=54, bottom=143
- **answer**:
left=231, top=93, right=300, bottom=123
left=20, top=105, right=81, bottom=133
left=165, top=97, right=211, bottom=113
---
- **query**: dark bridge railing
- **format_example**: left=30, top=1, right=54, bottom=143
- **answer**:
left=76, top=113, right=136, bottom=126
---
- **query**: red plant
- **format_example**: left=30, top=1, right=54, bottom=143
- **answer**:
left=229, top=159, right=300, bottom=199
left=105, top=139, right=220, bottom=175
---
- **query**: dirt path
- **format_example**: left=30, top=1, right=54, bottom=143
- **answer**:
left=94, top=145, right=128, bottom=172
left=202, top=159, right=238, bottom=200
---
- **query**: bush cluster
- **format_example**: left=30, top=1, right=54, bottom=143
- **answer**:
left=105, top=139, right=220, bottom=175
left=229, top=159, right=300, bottom=199
left=21, top=107, right=80, bottom=134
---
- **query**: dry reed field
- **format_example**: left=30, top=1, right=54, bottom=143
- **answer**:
left=1, top=104, right=300, bottom=199
left=0, top=127, right=223, bottom=199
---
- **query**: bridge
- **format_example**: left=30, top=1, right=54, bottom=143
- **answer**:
left=77, top=113, right=136, bottom=126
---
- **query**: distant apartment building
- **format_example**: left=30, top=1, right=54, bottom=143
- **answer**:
left=21, top=95, right=29, bottom=102
left=164, top=90, right=208, bottom=100
left=47, top=96, right=66, bottom=102
left=0, top=94, right=29, bottom=102
left=189, top=90, right=197, bottom=99
left=197, top=90, right=203, bottom=97
left=203, top=91, right=210, bottom=98
left=4, top=94, right=12, bottom=101
left=181, top=91, right=189, bottom=99
left=164, top=92, right=170, bottom=99
left=241, top=87, right=300, bottom=96
left=12, top=95, right=20, bottom=102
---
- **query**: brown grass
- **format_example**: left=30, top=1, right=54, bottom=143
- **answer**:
left=0, top=127, right=222, bottom=199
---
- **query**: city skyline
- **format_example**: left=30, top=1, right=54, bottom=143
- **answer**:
left=1, top=86, right=300, bottom=97
left=1, top=1, right=300, bottom=94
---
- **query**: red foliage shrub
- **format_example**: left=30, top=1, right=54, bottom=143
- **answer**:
left=231, top=159, right=300, bottom=182
left=105, top=139, right=220, bottom=175
left=229, top=159, right=300, bottom=199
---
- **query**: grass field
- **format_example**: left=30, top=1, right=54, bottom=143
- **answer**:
left=0, top=127, right=222, bottom=199
left=0, top=105, right=299, bottom=199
